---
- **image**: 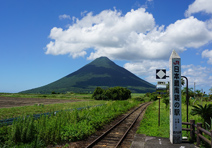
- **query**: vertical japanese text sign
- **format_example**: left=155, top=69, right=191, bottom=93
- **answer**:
left=169, top=50, right=182, bottom=144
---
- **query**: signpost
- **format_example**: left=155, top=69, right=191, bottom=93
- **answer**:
left=156, top=70, right=167, bottom=127
left=169, top=50, right=182, bottom=144
left=156, top=69, right=166, bottom=79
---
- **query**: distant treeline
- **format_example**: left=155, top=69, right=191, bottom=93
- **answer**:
left=92, top=86, right=131, bottom=100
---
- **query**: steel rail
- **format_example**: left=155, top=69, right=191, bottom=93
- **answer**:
left=114, top=102, right=150, bottom=148
left=86, top=102, right=150, bottom=148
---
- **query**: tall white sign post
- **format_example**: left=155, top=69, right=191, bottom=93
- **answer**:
left=169, top=50, right=182, bottom=144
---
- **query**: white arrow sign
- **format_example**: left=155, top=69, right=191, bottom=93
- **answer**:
left=156, top=69, right=166, bottom=79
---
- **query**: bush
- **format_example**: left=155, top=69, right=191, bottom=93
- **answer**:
left=92, top=87, right=104, bottom=100
left=134, top=97, right=145, bottom=102
left=92, top=87, right=131, bottom=100
left=162, top=97, right=169, bottom=109
left=145, top=92, right=158, bottom=101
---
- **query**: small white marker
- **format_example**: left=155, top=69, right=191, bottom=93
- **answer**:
left=159, top=139, right=162, bottom=144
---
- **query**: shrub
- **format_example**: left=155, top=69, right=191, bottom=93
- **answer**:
left=190, top=104, right=212, bottom=128
left=162, top=97, right=169, bottom=109
left=134, top=97, right=145, bottom=102
left=92, top=87, right=131, bottom=100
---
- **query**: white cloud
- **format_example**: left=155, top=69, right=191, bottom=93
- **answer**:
left=45, top=8, right=212, bottom=61
left=185, top=0, right=212, bottom=17
left=124, top=60, right=168, bottom=76
left=181, top=64, right=212, bottom=89
left=59, top=14, right=71, bottom=20
left=202, top=49, right=212, bottom=64
left=124, top=61, right=212, bottom=91
left=124, top=60, right=169, bottom=84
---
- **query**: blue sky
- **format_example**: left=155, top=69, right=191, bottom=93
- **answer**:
left=1, top=0, right=212, bottom=94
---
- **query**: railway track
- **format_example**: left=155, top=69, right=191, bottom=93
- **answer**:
left=85, top=102, right=151, bottom=148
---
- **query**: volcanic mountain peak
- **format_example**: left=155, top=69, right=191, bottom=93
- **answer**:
left=21, top=56, right=155, bottom=94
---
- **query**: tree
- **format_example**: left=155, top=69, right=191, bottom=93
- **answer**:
left=182, top=87, right=194, bottom=97
left=190, top=104, right=212, bottom=127
left=209, top=87, right=212, bottom=95
left=92, top=86, right=131, bottom=100
left=92, top=87, right=104, bottom=100
left=181, top=78, right=185, bottom=86
left=195, top=90, right=203, bottom=98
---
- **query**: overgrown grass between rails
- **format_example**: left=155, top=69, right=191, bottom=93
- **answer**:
left=0, top=101, right=106, bottom=120
left=137, top=98, right=212, bottom=138
left=0, top=100, right=141, bottom=147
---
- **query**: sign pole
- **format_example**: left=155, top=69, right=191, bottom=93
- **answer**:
left=169, top=50, right=182, bottom=144
left=158, top=95, right=160, bottom=126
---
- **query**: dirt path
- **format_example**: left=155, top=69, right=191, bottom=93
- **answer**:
left=0, top=97, right=82, bottom=108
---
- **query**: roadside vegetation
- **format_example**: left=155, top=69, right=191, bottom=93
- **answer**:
left=0, top=100, right=141, bottom=147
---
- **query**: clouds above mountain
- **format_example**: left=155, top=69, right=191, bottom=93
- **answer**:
left=124, top=61, right=212, bottom=89
left=45, top=1, right=212, bottom=92
left=45, top=8, right=212, bottom=61
left=185, top=0, right=212, bottom=16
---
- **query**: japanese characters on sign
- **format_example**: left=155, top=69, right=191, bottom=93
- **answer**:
left=169, top=50, right=182, bottom=144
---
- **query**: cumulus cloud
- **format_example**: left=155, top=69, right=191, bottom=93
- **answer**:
left=124, top=60, right=169, bottom=83
left=124, top=61, right=212, bottom=90
left=45, top=8, right=212, bottom=61
left=185, top=0, right=212, bottom=17
left=202, top=49, right=212, bottom=64
left=181, top=64, right=212, bottom=88
left=59, top=14, right=71, bottom=20
left=124, top=60, right=168, bottom=76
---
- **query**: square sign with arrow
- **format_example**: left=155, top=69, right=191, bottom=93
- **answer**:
left=156, top=69, right=166, bottom=79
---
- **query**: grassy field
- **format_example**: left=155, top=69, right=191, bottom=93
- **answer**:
left=137, top=96, right=212, bottom=138
left=0, top=93, right=92, bottom=100
left=0, top=92, right=144, bottom=99
left=0, top=101, right=107, bottom=120
left=0, top=93, right=145, bottom=120
left=0, top=100, right=141, bottom=148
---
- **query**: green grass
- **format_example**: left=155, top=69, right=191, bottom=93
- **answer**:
left=0, top=93, right=92, bottom=100
left=0, top=100, right=141, bottom=147
left=137, top=100, right=169, bottom=137
left=0, top=93, right=145, bottom=120
left=131, top=93, right=145, bottom=98
left=0, top=101, right=106, bottom=120
left=137, top=97, right=212, bottom=138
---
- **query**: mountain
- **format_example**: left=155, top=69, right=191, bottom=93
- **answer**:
left=20, top=57, right=155, bottom=94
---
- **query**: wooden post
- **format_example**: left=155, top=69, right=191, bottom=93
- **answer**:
left=190, top=120, right=195, bottom=141
left=197, top=123, right=202, bottom=146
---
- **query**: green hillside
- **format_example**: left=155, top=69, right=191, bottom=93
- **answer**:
left=20, top=57, right=155, bottom=94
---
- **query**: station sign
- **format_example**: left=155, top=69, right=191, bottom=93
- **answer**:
left=169, top=50, right=182, bottom=144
